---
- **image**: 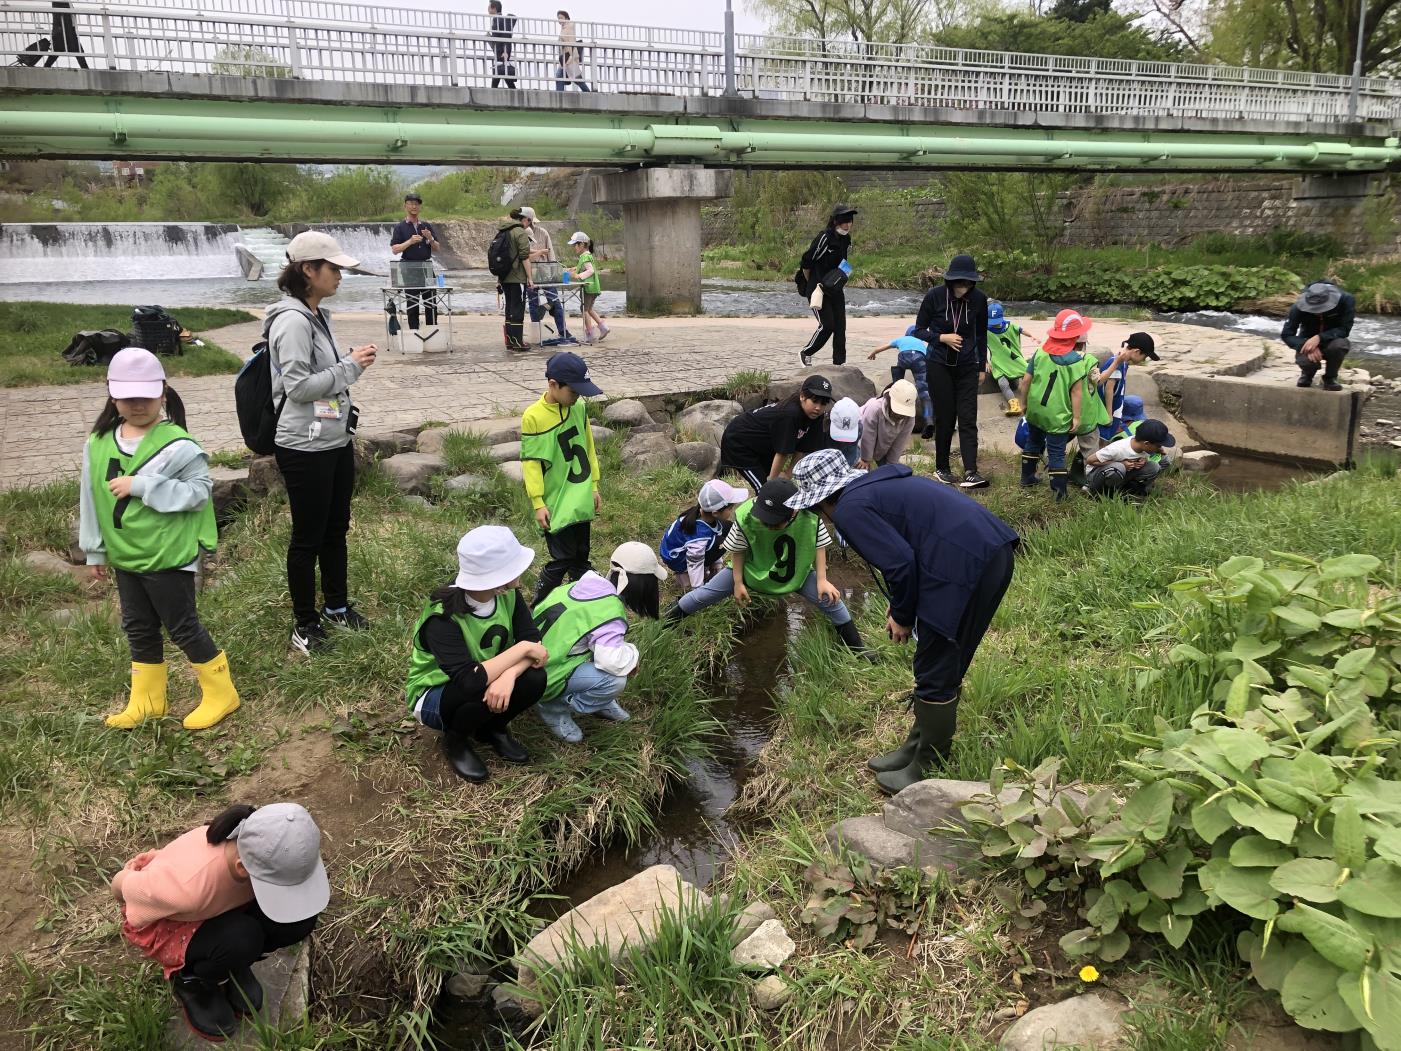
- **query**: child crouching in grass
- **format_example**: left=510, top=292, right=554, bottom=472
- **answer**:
left=659, top=479, right=749, bottom=591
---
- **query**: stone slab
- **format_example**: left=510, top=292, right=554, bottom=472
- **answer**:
left=1171, top=374, right=1366, bottom=467
left=1000, top=991, right=1129, bottom=1051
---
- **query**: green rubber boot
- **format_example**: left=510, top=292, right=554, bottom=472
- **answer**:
left=875, top=698, right=957, bottom=796
left=867, top=720, right=919, bottom=772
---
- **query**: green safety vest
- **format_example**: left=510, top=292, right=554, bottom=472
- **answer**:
left=520, top=399, right=596, bottom=531
left=577, top=251, right=602, bottom=295
left=404, top=591, right=518, bottom=705
left=1024, top=348, right=1082, bottom=434
left=733, top=499, right=817, bottom=596
left=1076, top=354, right=1113, bottom=435
left=986, top=325, right=1026, bottom=382
left=86, top=423, right=217, bottom=573
left=533, top=583, right=628, bottom=701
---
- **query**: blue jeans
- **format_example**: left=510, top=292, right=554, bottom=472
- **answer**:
left=560, top=660, right=627, bottom=714
left=1021, top=424, right=1068, bottom=472
left=528, top=284, right=568, bottom=335
left=675, top=566, right=851, bottom=625
left=891, top=351, right=933, bottom=428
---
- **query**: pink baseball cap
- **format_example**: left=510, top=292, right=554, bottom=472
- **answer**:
left=107, top=347, right=166, bottom=400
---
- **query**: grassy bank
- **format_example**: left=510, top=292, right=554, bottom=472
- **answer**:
left=1, top=303, right=251, bottom=388
left=4, top=433, right=1400, bottom=1048
left=704, top=238, right=1401, bottom=314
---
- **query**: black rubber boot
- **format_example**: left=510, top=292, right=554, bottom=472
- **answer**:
left=867, top=720, right=919, bottom=772
left=834, top=620, right=878, bottom=662
left=1019, top=454, right=1042, bottom=488
left=1050, top=472, right=1069, bottom=503
left=226, top=964, right=264, bottom=1016
left=875, top=698, right=957, bottom=796
left=443, top=733, right=489, bottom=783
left=662, top=602, right=686, bottom=625
left=481, top=727, right=529, bottom=764
left=171, top=972, right=239, bottom=1041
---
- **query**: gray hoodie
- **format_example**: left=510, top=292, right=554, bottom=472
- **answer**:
left=263, top=297, right=365, bottom=452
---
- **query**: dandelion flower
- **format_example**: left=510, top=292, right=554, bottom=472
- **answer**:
left=1079, top=965, right=1101, bottom=983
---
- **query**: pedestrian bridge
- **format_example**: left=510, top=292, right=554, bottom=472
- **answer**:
left=3, top=0, right=1401, bottom=172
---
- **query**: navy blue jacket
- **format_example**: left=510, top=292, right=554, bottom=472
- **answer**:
left=830, top=465, right=1018, bottom=639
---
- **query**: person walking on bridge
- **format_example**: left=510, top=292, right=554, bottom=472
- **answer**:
left=799, top=205, right=856, bottom=368
left=486, top=1, right=517, bottom=89
left=44, top=2, right=88, bottom=69
left=1282, top=281, right=1355, bottom=391
left=556, top=11, right=592, bottom=92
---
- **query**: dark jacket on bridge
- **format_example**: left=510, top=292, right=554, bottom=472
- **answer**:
left=1281, top=289, right=1356, bottom=350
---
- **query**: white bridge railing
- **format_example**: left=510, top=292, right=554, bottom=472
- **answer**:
left=5, top=0, right=1401, bottom=123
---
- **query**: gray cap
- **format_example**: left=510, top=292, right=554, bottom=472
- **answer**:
left=1296, top=281, right=1343, bottom=315
left=232, top=803, right=330, bottom=923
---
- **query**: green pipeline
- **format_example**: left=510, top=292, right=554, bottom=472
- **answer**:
left=5, top=102, right=1400, bottom=170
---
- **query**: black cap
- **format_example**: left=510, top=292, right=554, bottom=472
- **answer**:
left=1124, top=332, right=1159, bottom=361
left=801, top=374, right=834, bottom=401
left=1135, top=419, right=1175, bottom=448
left=752, top=479, right=799, bottom=526
left=830, top=203, right=858, bottom=221
left=545, top=351, right=603, bottom=397
left=404, top=192, right=423, bottom=203
left=944, top=254, right=981, bottom=283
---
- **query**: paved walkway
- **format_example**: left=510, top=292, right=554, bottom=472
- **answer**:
left=1, top=312, right=1273, bottom=489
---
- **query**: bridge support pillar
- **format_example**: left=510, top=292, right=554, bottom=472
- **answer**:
left=593, top=168, right=733, bottom=315
left=1291, top=174, right=1389, bottom=253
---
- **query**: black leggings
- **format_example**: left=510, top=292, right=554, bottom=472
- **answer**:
left=182, top=900, right=317, bottom=983
left=535, top=521, right=592, bottom=605
left=115, top=568, right=218, bottom=665
left=434, top=665, right=547, bottom=738
left=274, top=442, right=355, bottom=626
left=928, top=362, right=980, bottom=473
left=503, top=282, right=526, bottom=345
left=912, top=542, right=1015, bottom=702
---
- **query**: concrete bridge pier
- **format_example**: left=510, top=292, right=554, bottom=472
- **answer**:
left=593, top=168, right=733, bottom=315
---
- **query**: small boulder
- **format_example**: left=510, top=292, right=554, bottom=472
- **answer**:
left=730, top=919, right=795, bottom=972
left=379, top=452, right=447, bottom=495
left=415, top=427, right=456, bottom=456
left=675, top=399, right=743, bottom=437
left=680, top=420, right=726, bottom=446
left=23, top=550, right=79, bottom=580
left=675, top=441, right=720, bottom=477
left=620, top=431, right=677, bottom=471
left=1180, top=449, right=1222, bottom=473
left=826, top=815, right=924, bottom=871
left=208, top=466, right=250, bottom=516
left=750, top=975, right=792, bottom=1011
left=246, top=456, right=284, bottom=494
left=356, top=431, right=417, bottom=468
left=446, top=973, right=492, bottom=1001
left=499, top=461, right=525, bottom=483
left=591, top=425, right=615, bottom=444
left=768, top=366, right=876, bottom=407
left=732, top=900, right=779, bottom=946
left=489, top=440, right=522, bottom=463
left=1000, top=991, right=1128, bottom=1051
left=602, top=399, right=652, bottom=427
left=67, top=520, right=83, bottom=563
left=400, top=495, right=434, bottom=509
left=47, top=607, right=80, bottom=628
left=443, top=473, right=489, bottom=494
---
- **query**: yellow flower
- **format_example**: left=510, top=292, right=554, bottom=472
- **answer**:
left=1079, top=965, right=1101, bottom=983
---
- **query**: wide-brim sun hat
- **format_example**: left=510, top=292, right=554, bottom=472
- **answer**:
left=888, top=379, right=918, bottom=417
left=454, top=525, right=536, bottom=591
left=1044, top=308, right=1093, bottom=350
left=786, top=449, right=866, bottom=510
left=1295, top=281, right=1343, bottom=315
left=107, top=346, right=166, bottom=400
left=944, top=254, right=981, bottom=282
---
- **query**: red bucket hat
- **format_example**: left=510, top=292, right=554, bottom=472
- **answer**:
left=1044, top=309, right=1093, bottom=351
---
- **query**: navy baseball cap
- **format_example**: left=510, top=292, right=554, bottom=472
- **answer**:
left=545, top=352, right=602, bottom=397
left=1136, top=419, right=1176, bottom=448
left=404, top=192, right=423, bottom=203
left=752, top=479, right=799, bottom=526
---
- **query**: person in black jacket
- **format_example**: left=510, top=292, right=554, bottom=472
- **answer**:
left=911, top=254, right=990, bottom=490
left=799, top=204, right=856, bottom=367
left=1281, top=281, right=1356, bottom=391
left=44, top=2, right=88, bottom=68
left=487, top=1, right=516, bottom=88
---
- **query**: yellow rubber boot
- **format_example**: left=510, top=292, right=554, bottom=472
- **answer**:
left=1005, top=397, right=1023, bottom=417
left=106, top=662, right=168, bottom=729
left=183, top=652, right=241, bottom=730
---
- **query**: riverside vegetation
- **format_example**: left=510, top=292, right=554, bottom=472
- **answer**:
left=2, top=421, right=1399, bottom=1047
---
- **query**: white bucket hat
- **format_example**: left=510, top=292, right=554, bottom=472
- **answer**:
left=454, top=526, right=535, bottom=592
left=609, top=541, right=667, bottom=595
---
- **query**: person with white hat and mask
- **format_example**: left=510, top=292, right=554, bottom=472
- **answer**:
left=857, top=379, right=918, bottom=468
left=531, top=541, right=668, bottom=742
left=658, top=478, right=749, bottom=590
left=265, top=230, right=380, bottom=657
left=405, top=526, right=550, bottom=782
left=111, top=801, right=330, bottom=1041
left=519, top=205, right=574, bottom=344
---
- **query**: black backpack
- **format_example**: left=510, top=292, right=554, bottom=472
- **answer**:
left=61, top=328, right=125, bottom=367
left=234, top=341, right=286, bottom=455
left=487, top=225, right=520, bottom=279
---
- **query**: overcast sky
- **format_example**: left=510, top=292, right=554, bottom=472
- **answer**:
left=401, top=0, right=768, bottom=35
